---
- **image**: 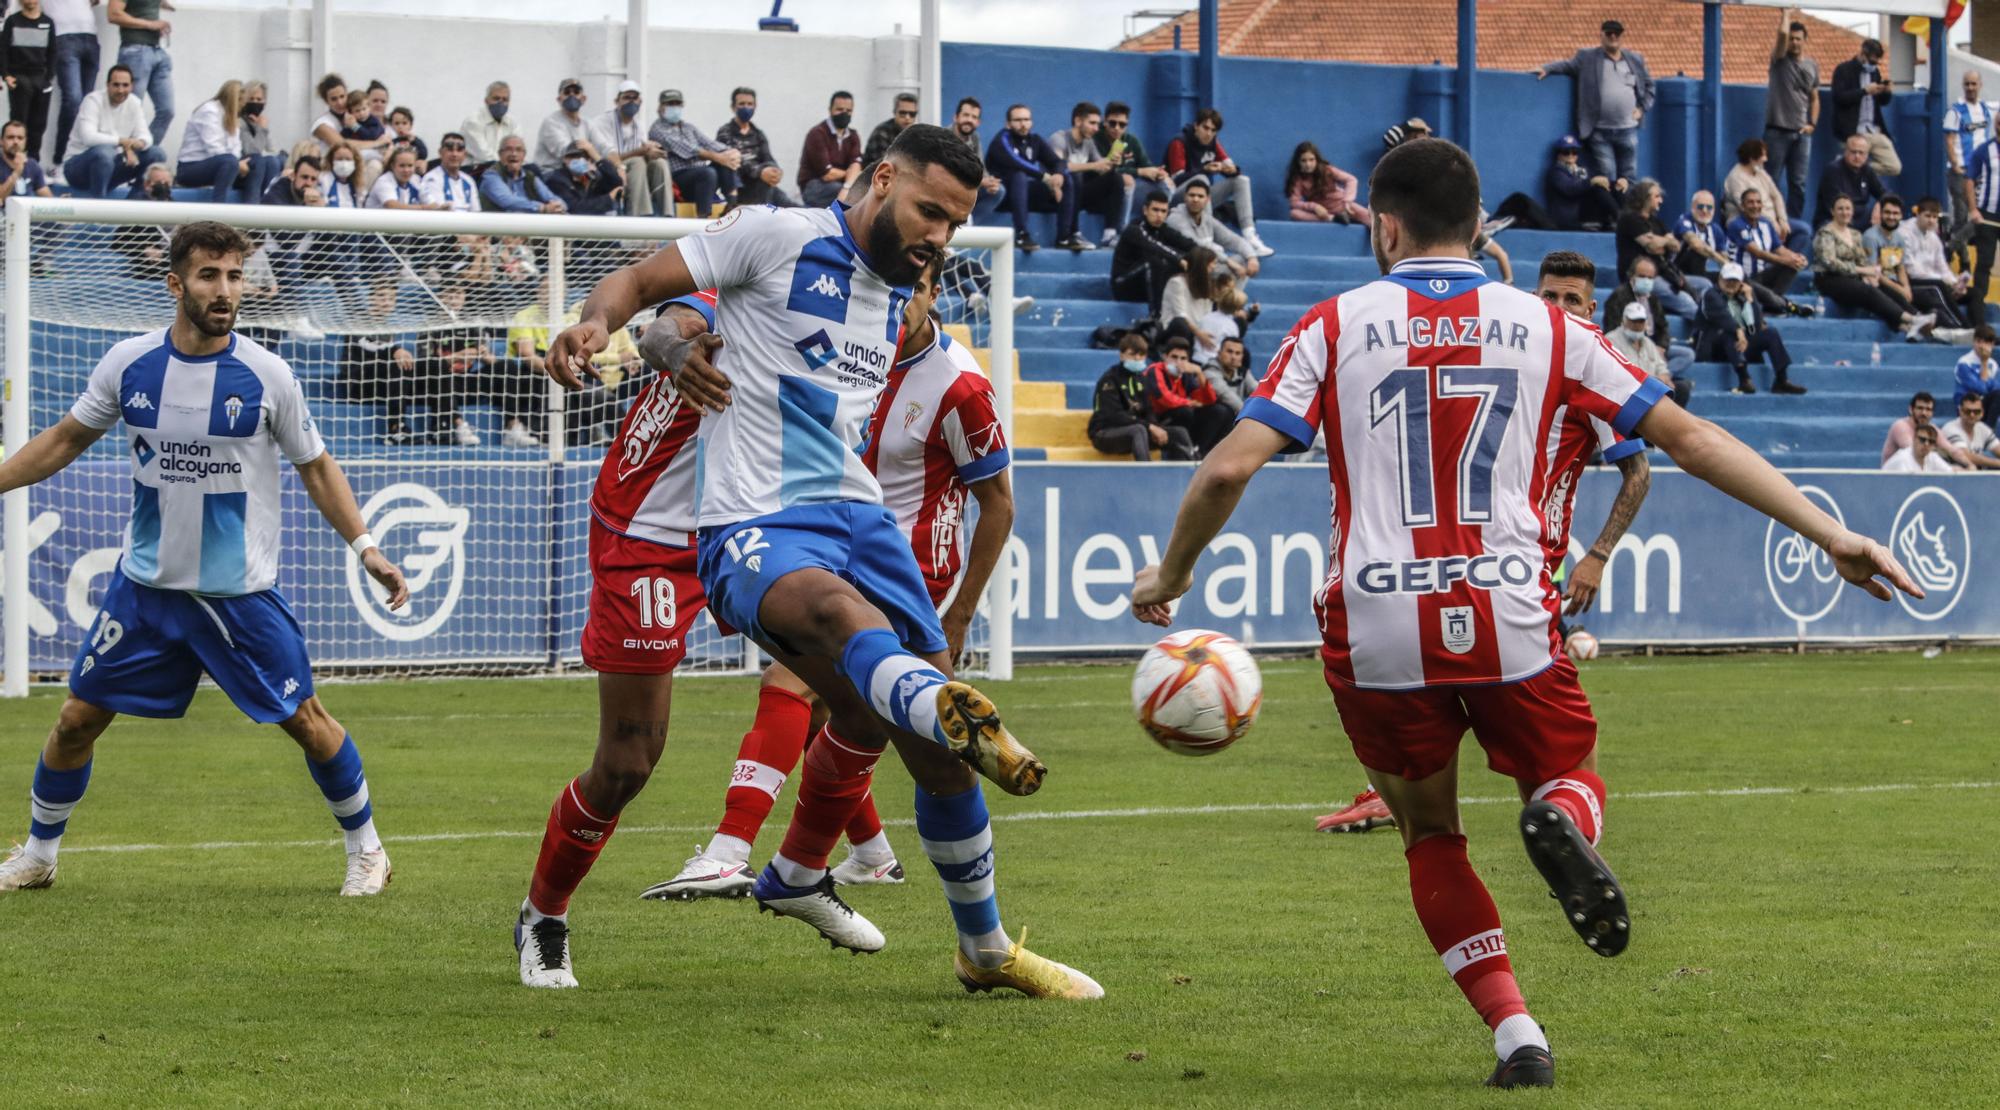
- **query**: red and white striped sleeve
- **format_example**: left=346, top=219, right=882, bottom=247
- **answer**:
left=1558, top=311, right=1668, bottom=438
left=940, top=373, right=1010, bottom=485
left=1240, top=303, right=1334, bottom=451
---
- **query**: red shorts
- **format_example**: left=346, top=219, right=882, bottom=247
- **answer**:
left=1325, top=656, right=1598, bottom=785
left=581, top=521, right=710, bottom=675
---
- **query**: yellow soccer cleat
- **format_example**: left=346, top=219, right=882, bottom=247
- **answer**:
left=953, top=930, right=1104, bottom=1000
left=935, top=682, right=1045, bottom=796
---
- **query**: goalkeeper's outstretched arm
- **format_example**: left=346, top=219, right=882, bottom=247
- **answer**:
left=0, top=415, right=105, bottom=494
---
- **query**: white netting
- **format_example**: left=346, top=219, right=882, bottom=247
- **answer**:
left=1, top=203, right=1001, bottom=684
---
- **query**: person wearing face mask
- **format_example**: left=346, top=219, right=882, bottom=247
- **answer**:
left=650, top=87, right=737, bottom=218
left=798, top=89, right=861, bottom=207
left=1089, top=332, right=1193, bottom=461
left=1600, top=255, right=1694, bottom=389
left=459, top=80, right=519, bottom=170
left=319, top=143, right=364, bottom=209
left=546, top=142, right=622, bottom=216
left=238, top=80, right=287, bottom=196
left=714, top=86, right=796, bottom=208
left=536, top=77, right=601, bottom=176
left=1607, top=300, right=1691, bottom=409
left=589, top=79, right=667, bottom=217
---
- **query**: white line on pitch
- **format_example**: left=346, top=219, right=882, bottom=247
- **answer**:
left=57, top=779, right=2000, bottom=856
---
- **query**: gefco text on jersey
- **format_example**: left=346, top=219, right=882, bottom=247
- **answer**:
left=1362, top=316, right=1531, bottom=353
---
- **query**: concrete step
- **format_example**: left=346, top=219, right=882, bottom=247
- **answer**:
left=1013, top=407, right=1091, bottom=448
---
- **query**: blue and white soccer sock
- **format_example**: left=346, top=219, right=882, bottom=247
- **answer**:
left=915, top=784, right=1010, bottom=968
left=306, top=735, right=383, bottom=855
left=840, top=628, right=951, bottom=746
left=25, top=757, right=92, bottom=864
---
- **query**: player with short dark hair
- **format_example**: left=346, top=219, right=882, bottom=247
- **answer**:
left=1132, top=137, right=1917, bottom=1087
left=0, top=221, right=410, bottom=897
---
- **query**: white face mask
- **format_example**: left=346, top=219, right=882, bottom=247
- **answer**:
left=332, top=159, right=356, bottom=178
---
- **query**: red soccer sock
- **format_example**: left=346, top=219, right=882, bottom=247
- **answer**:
left=845, top=788, right=884, bottom=847
left=1406, top=834, right=1529, bottom=1031
left=715, top=686, right=815, bottom=847
left=774, top=727, right=882, bottom=879
left=1531, top=769, right=1607, bottom=846
left=527, top=778, right=620, bottom=917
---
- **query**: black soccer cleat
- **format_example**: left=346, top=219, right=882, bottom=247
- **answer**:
left=1520, top=803, right=1630, bottom=957
left=1484, top=1044, right=1555, bottom=1089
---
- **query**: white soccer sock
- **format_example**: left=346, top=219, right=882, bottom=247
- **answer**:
left=345, top=817, right=383, bottom=855
left=770, top=852, right=824, bottom=890
left=22, top=834, right=59, bottom=864
left=704, top=833, right=753, bottom=867
left=521, top=898, right=565, bottom=926
left=1494, top=1013, right=1548, bottom=1060
left=848, top=831, right=894, bottom=867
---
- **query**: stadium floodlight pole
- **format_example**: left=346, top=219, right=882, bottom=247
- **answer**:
left=3, top=198, right=30, bottom=697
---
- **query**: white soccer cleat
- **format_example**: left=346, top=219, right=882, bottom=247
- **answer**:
left=829, top=851, right=906, bottom=887
left=752, top=864, right=886, bottom=953
left=515, top=904, right=580, bottom=989
left=339, top=847, right=392, bottom=896
left=0, top=845, right=56, bottom=891
left=637, top=848, right=755, bottom=901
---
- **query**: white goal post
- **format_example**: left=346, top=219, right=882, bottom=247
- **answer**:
left=1, top=197, right=1016, bottom=695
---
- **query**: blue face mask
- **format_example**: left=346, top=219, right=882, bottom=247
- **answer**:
left=619, top=101, right=639, bottom=120
left=487, top=101, right=508, bottom=122
left=662, top=107, right=683, bottom=124
left=562, top=95, right=582, bottom=114
left=566, top=157, right=591, bottom=176
left=1631, top=276, right=1655, bottom=295
left=736, top=106, right=755, bottom=123
left=1121, top=358, right=1146, bottom=373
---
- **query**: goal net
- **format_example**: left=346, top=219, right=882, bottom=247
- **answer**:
left=1, top=199, right=1016, bottom=693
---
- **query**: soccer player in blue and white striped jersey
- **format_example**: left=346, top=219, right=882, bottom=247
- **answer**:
left=0, top=221, right=410, bottom=897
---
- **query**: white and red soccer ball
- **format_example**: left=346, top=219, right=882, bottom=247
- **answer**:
left=1132, top=630, right=1263, bottom=756
left=1565, top=628, right=1600, bottom=661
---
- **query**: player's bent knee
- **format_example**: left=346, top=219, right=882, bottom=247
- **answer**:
left=51, top=697, right=115, bottom=751
left=278, top=697, right=343, bottom=752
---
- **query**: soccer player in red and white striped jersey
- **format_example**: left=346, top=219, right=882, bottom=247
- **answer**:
left=1133, top=138, right=1918, bottom=1088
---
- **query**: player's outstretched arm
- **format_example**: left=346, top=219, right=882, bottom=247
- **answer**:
left=545, top=243, right=700, bottom=390
left=0, top=415, right=105, bottom=494
left=1132, top=420, right=1290, bottom=626
left=1636, top=401, right=1919, bottom=602
left=295, top=452, right=410, bottom=610
left=943, top=470, right=1015, bottom=666
left=1564, top=450, right=1651, bottom=615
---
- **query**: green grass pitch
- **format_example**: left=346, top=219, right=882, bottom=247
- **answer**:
left=0, top=650, right=1995, bottom=1108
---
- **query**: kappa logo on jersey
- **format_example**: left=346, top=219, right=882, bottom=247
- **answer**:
left=223, top=393, right=245, bottom=430
left=346, top=481, right=470, bottom=642
left=281, top=677, right=299, bottom=698
left=1440, top=606, right=1475, bottom=655
left=809, top=272, right=846, bottom=301
left=125, top=391, right=154, bottom=411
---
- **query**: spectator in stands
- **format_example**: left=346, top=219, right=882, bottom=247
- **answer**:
left=863, top=92, right=917, bottom=164
left=1698, top=262, right=1802, bottom=395
left=1883, top=421, right=1953, bottom=473
left=1169, top=178, right=1257, bottom=279
left=546, top=142, right=621, bottom=216
left=1203, top=334, right=1254, bottom=416
left=536, top=77, right=599, bottom=175
left=1157, top=245, right=1220, bottom=351
left=1545, top=134, right=1619, bottom=231
left=1609, top=299, right=1693, bottom=409
left=716, top=87, right=796, bottom=209
left=1050, top=100, right=1132, bottom=247
left=1148, top=336, right=1231, bottom=456
left=1831, top=37, right=1898, bottom=177
left=1726, top=187, right=1812, bottom=317
left=0, top=118, right=51, bottom=199
left=1098, top=101, right=1168, bottom=202
left=1882, top=391, right=1938, bottom=464
left=1162, top=108, right=1271, bottom=256
left=340, top=87, right=390, bottom=181
left=591, top=80, right=665, bottom=217
left=1674, top=189, right=1729, bottom=290
left=652, top=87, right=736, bottom=218
left=483, top=134, right=564, bottom=214
left=112, top=161, right=171, bottom=276
left=798, top=90, right=861, bottom=207
left=1816, top=134, right=1886, bottom=228
left=420, top=133, right=479, bottom=213
left=1863, top=196, right=1965, bottom=341
left=46, top=0, right=98, bottom=179
left=339, top=282, right=419, bottom=443
left=1193, top=269, right=1256, bottom=364
left=1941, top=394, right=2000, bottom=468
left=1965, top=129, right=2000, bottom=327
left=319, top=141, right=365, bottom=208
left=176, top=80, right=269, bottom=204
left=1901, top=196, right=1973, bottom=328
left=2, top=0, right=57, bottom=161
left=240, top=81, right=286, bottom=185
left=58, top=63, right=158, bottom=198
left=1763, top=12, right=1819, bottom=221
left=987, top=103, right=1087, bottom=253
left=1953, top=325, right=2000, bottom=418
left=1381, top=117, right=1429, bottom=151
left=413, top=279, right=488, bottom=447
left=262, top=152, right=318, bottom=205
left=364, top=147, right=439, bottom=210
left=107, top=0, right=170, bottom=145
left=1815, top=194, right=1937, bottom=340
left=310, top=73, right=351, bottom=154
left=1112, top=191, right=1195, bottom=312
left=1723, top=138, right=1813, bottom=254
left=461, top=81, right=517, bottom=169
left=1534, top=20, right=1653, bottom=188
left=386, top=106, right=427, bottom=173
left=1602, top=255, right=1694, bottom=387
left=1090, top=333, right=1193, bottom=461
left=951, top=96, right=1007, bottom=223
left=1615, top=179, right=1699, bottom=319
left=1285, top=141, right=1367, bottom=224
left=1943, top=70, right=1994, bottom=252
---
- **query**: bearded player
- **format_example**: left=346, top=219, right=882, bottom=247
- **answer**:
left=643, top=253, right=1014, bottom=901
left=546, top=125, right=1098, bottom=999
left=1131, top=138, right=1917, bottom=1086
left=1316, top=248, right=1653, bottom=835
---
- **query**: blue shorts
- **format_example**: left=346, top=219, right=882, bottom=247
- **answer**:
left=70, top=570, right=316, bottom=724
left=697, top=502, right=949, bottom=657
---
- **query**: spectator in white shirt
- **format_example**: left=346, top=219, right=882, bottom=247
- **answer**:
left=366, top=147, right=442, bottom=210
left=1881, top=391, right=1938, bottom=464
left=45, top=0, right=100, bottom=175
left=418, top=132, right=479, bottom=213
left=1883, top=423, right=1954, bottom=473
left=1167, top=177, right=1260, bottom=279
left=309, top=72, right=351, bottom=154
left=589, top=78, right=668, bottom=217
left=174, top=79, right=267, bottom=204
left=58, top=62, right=159, bottom=197
left=318, top=140, right=364, bottom=209
left=1897, top=195, right=1973, bottom=328
left=1941, top=394, right=2000, bottom=469
left=458, top=80, right=518, bottom=170
left=535, top=76, right=600, bottom=175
